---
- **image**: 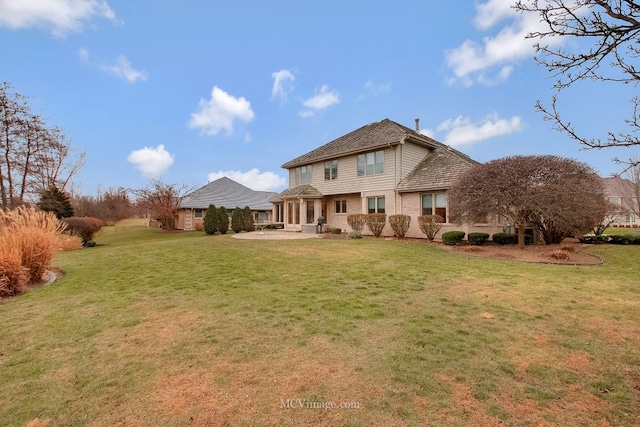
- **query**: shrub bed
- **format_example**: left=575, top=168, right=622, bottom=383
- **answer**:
left=442, top=231, right=466, bottom=246
left=579, top=234, right=640, bottom=244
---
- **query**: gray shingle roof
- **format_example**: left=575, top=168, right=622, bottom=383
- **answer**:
left=396, top=146, right=479, bottom=192
left=179, top=177, right=276, bottom=210
left=269, top=184, right=323, bottom=202
left=281, top=118, right=440, bottom=169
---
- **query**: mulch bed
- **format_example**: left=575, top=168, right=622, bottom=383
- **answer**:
left=320, top=233, right=602, bottom=265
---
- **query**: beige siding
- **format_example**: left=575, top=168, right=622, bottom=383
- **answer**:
left=399, top=143, right=430, bottom=181
left=301, top=147, right=397, bottom=194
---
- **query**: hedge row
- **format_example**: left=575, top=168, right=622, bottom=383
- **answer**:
left=579, top=234, right=640, bottom=244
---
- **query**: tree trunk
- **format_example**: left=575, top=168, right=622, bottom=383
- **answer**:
left=518, top=223, right=526, bottom=249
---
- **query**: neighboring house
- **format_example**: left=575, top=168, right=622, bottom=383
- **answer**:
left=602, top=176, right=640, bottom=228
left=177, top=177, right=277, bottom=231
left=270, top=118, right=504, bottom=238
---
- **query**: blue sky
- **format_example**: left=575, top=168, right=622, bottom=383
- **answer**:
left=1, top=0, right=636, bottom=194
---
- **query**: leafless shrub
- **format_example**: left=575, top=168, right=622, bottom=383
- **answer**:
left=347, top=214, right=367, bottom=232
left=365, top=213, right=386, bottom=238
left=389, top=214, right=411, bottom=238
left=418, top=215, right=444, bottom=241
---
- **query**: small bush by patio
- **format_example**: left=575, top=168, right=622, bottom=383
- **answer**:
left=348, top=230, right=362, bottom=239
left=442, top=231, right=466, bottom=246
left=468, top=232, right=489, bottom=246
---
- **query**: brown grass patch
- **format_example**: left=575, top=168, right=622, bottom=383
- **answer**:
left=94, top=303, right=201, bottom=360
left=479, top=312, right=495, bottom=319
left=24, top=419, right=50, bottom=427
left=564, top=352, right=591, bottom=374
left=436, top=373, right=505, bottom=426
left=152, top=336, right=405, bottom=426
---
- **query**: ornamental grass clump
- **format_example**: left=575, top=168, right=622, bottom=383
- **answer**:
left=0, top=206, right=65, bottom=295
left=365, top=213, right=386, bottom=237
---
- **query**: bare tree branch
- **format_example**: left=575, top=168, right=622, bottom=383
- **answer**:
left=516, top=1, right=640, bottom=166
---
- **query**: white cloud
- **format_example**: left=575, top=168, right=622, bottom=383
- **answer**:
left=0, top=0, right=116, bottom=37
left=419, top=128, right=436, bottom=139
left=101, top=55, right=148, bottom=83
left=357, top=80, right=391, bottom=101
left=189, top=86, right=255, bottom=136
left=436, top=112, right=523, bottom=146
left=299, top=85, right=340, bottom=117
left=79, top=49, right=148, bottom=83
left=127, top=144, right=175, bottom=178
left=271, top=69, right=295, bottom=104
left=78, top=47, right=89, bottom=62
left=207, top=168, right=286, bottom=192
left=445, top=0, right=560, bottom=86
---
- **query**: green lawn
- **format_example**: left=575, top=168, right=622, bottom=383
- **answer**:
left=1, top=221, right=639, bottom=426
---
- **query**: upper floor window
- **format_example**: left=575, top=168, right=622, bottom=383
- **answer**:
left=357, top=150, right=384, bottom=176
left=422, top=192, right=447, bottom=222
left=294, top=165, right=312, bottom=185
left=325, top=160, right=338, bottom=180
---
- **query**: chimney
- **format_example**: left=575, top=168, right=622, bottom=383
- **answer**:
left=415, top=118, right=420, bottom=131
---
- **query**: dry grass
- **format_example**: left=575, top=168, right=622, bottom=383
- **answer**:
left=454, top=245, right=484, bottom=253
left=1, top=222, right=638, bottom=426
left=546, top=249, right=571, bottom=261
left=0, top=206, right=65, bottom=295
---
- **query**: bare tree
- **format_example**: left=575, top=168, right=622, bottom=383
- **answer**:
left=515, top=1, right=640, bottom=167
left=449, top=155, right=607, bottom=247
left=132, top=180, right=192, bottom=231
left=0, top=82, right=85, bottom=208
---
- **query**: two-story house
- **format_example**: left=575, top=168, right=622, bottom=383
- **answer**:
left=601, top=176, right=640, bottom=228
left=270, top=118, right=503, bottom=238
